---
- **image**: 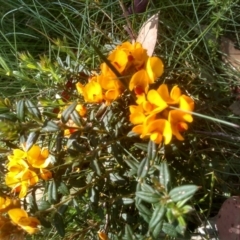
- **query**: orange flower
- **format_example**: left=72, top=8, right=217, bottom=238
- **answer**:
left=8, top=208, right=40, bottom=234
left=156, top=84, right=181, bottom=104
left=145, top=119, right=172, bottom=144
left=168, top=110, right=193, bottom=140
left=76, top=77, right=103, bottom=103
left=27, top=145, right=50, bottom=169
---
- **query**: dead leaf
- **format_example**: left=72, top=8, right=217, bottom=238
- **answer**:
left=217, top=196, right=240, bottom=240
left=135, top=12, right=159, bottom=57
left=221, top=37, right=240, bottom=71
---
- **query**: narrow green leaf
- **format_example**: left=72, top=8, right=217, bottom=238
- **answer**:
left=90, top=158, right=103, bottom=176
left=0, top=113, right=17, bottom=121
left=61, top=102, right=77, bottom=124
left=162, top=222, right=178, bottom=237
left=70, top=109, right=82, bottom=127
left=169, top=185, right=199, bottom=203
left=140, top=183, right=156, bottom=193
left=37, top=200, right=51, bottom=211
left=124, top=224, right=134, bottom=240
left=89, top=186, right=99, bottom=204
left=134, top=143, right=148, bottom=152
left=48, top=180, right=58, bottom=204
left=137, top=157, right=150, bottom=178
left=16, top=99, right=25, bottom=121
left=25, top=131, right=40, bottom=151
left=136, top=203, right=152, bottom=220
left=41, top=120, right=60, bottom=132
left=122, top=198, right=134, bottom=205
left=58, top=182, right=69, bottom=196
left=136, top=191, right=160, bottom=203
left=147, top=140, right=157, bottom=161
left=159, top=162, right=170, bottom=191
left=25, top=99, right=41, bottom=120
left=149, top=204, right=166, bottom=231
left=124, top=158, right=139, bottom=172
left=53, top=212, right=65, bottom=237
left=151, top=220, right=163, bottom=239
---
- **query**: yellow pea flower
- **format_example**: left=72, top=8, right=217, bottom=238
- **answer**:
left=168, top=110, right=192, bottom=141
left=145, top=119, right=172, bottom=144
left=157, top=84, right=182, bottom=104
left=8, top=208, right=40, bottom=234
left=27, top=145, right=50, bottom=169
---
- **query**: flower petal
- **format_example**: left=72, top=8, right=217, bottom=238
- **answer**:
left=147, top=90, right=168, bottom=111
left=8, top=208, right=28, bottom=225
left=146, top=57, right=164, bottom=83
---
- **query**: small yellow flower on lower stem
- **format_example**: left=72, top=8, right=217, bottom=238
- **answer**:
left=8, top=208, right=40, bottom=234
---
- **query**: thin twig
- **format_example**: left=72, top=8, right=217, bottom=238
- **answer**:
left=119, top=0, right=136, bottom=40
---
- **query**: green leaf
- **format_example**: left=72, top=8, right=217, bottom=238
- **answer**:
left=25, top=131, right=40, bottom=151
left=89, top=186, right=99, bottom=204
left=0, top=113, right=17, bottom=121
left=159, top=162, right=170, bottom=191
left=136, top=191, right=160, bottom=203
left=48, top=180, right=58, bottom=204
left=137, top=157, right=150, bottom=178
left=136, top=202, right=151, bottom=216
left=149, top=204, right=166, bottom=231
left=169, top=185, right=198, bottom=203
left=25, top=99, right=41, bottom=120
left=90, top=157, right=103, bottom=176
left=41, top=120, right=60, bottom=132
left=121, top=198, right=134, bottom=205
left=37, top=200, right=51, bottom=211
left=58, top=182, right=69, bottom=196
left=16, top=99, right=25, bottom=121
left=124, top=158, right=139, bottom=173
left=134, top=143, right=148, bottom=152
left=124, top=224, right=134, bottom=240
left=151, top=220, right=163, bottom=239
left=70, top=109, right=82, bottom=127
left=61, top=102, right=77, bottom=124
left=166, top=208, right=175, bottom=223
left=140, top=183, right=156, bottom=193
left=162, top=222, right=178, bottom=237
left=53, top=212, right=65, bottom=237
left=147, top=140, right=157, bottom=161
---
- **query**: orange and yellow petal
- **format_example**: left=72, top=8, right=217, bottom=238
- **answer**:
left=129, top=70, right=150, bottom=94
left=157, top=84, right=181, bottom=104
left=147, top=90, right=168, bottom=111
left=145, top=119, right=172, bottom=144
left=146, top=57, right=164, bottom=83
left=40, top=168, right=52, bottom=180
left=179, top=95, right=194, bottom=112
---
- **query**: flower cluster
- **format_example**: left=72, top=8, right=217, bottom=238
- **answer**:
left=5, top=145, right=52, bottom=198
left=76, top=41, right=164, bottom=105
left=0, top=197, right=40, bottom=238
left=75, top=41, right=194, bottom=144
left=130, top=84, right=194, bottom=144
